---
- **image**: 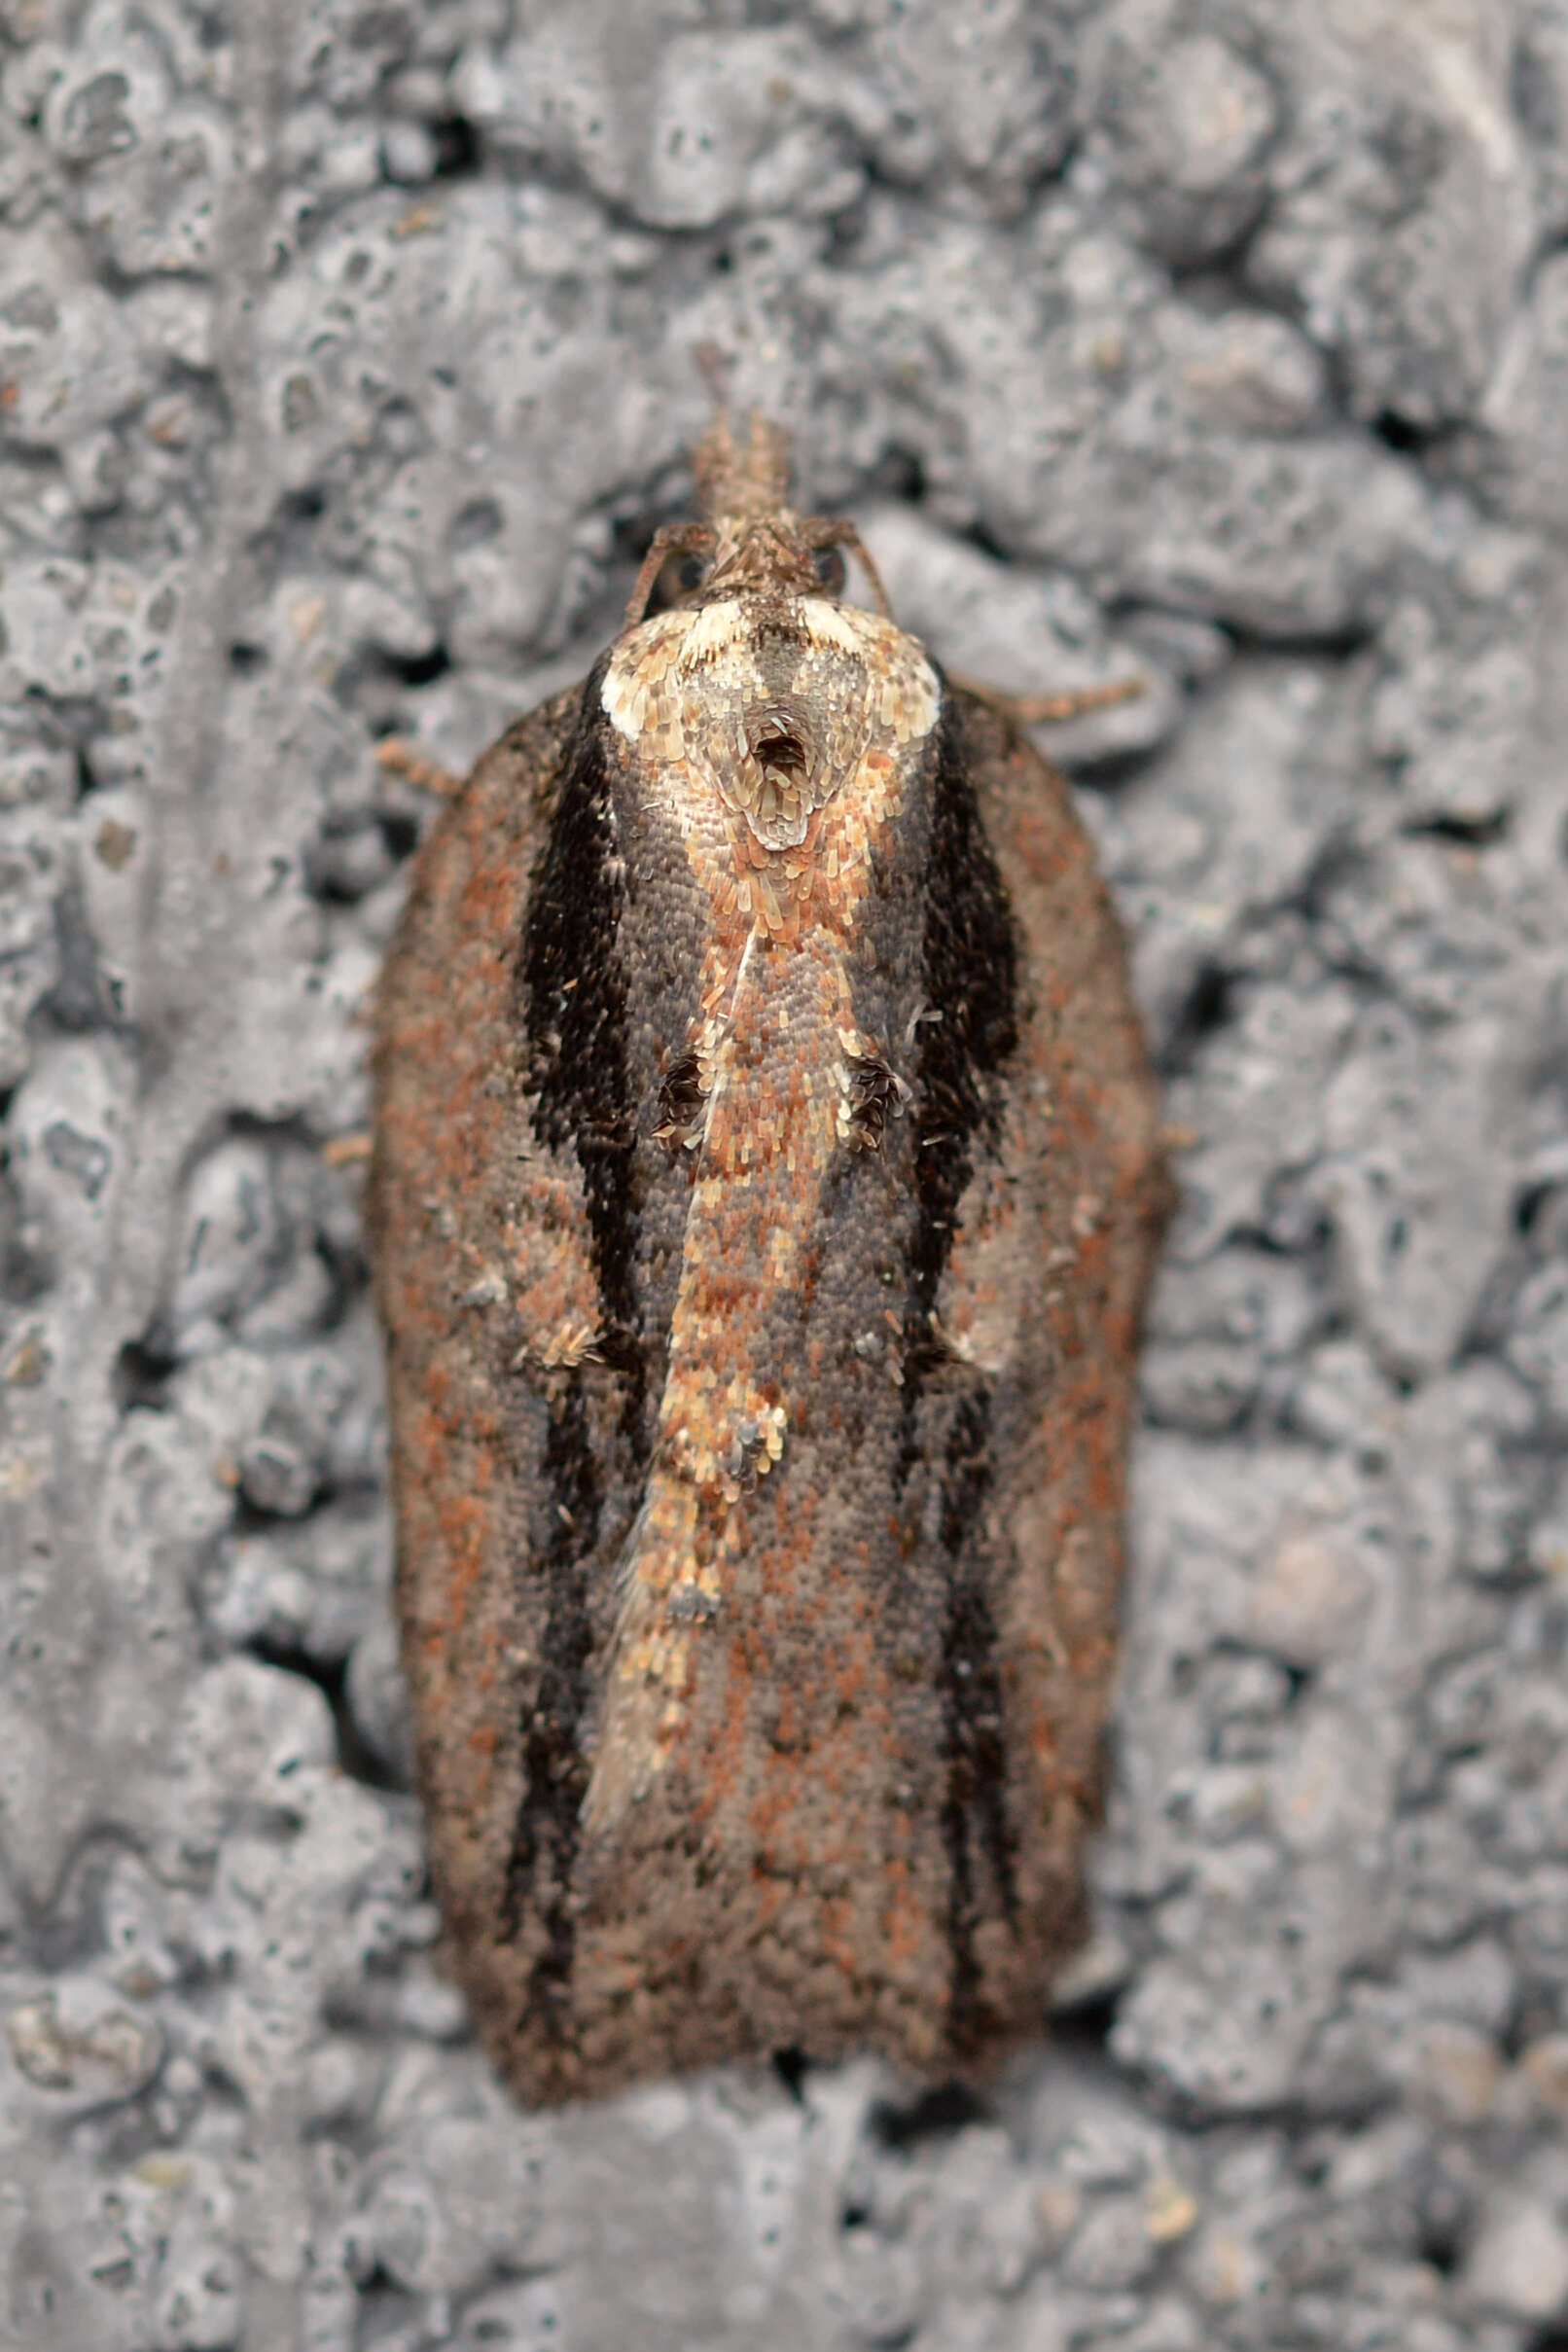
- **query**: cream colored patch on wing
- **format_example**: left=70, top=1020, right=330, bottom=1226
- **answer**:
left=600, top=597, right=941, bottom=749
left=680, top=596, right=750, bottom=666
left=795, top=596, right=909, bottom=668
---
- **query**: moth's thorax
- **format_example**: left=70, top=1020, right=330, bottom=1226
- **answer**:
left=600, top=592, right=941, bottom=860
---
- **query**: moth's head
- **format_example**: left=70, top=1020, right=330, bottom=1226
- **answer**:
left=624, top=407, right=889, bottom=627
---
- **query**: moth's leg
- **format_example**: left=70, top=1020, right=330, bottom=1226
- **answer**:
left=800, top=518, right=894, bottom=619
left=321, top=1131, right=373, bottom=1168
left=624, top=522, right=718, bottom=626
left=374, top=738, right=464, bottom=798
left=948, top=673, right=1147, bottom=727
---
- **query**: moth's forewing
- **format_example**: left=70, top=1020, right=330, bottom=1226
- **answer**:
left=373, top=684, right=633, bottom=2075
left=374, top=644, right=1166, bottom=2105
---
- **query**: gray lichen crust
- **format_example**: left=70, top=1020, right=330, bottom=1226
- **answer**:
left=2, top=3, right=1567, bottom=2348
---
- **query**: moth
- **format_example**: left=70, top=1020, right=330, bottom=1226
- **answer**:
left=372, top=409, right=1169, bottom=2106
